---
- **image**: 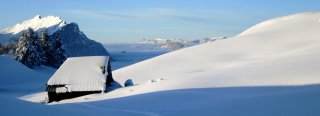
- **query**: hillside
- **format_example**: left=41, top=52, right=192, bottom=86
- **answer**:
left=113, top=12, right=320, bottom=87
left=7, top=12, right=320, bottom=116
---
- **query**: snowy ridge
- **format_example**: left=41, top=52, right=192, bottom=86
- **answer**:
left=140, top=38, right=170, bottom=44
left=160, top=42, right=184, bottom=49
left=238, top=12, right=320, bottom=36
left=140, top=37, right=227, bottom=49
left=140, top=37, right=226, bottom=45
left=0, top=15, right=66, bottom=35
left=0, top=15, right=108, bottom=57
left=47, top=56, right=108, bottom=92
left=114, top=12, right=320, bottom=87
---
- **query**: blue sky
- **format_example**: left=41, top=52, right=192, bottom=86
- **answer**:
left=1, top=0, right=320, bottom=43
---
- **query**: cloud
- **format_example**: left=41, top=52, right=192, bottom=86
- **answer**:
left=63, top=9, right=136, bottom=20
left=62, top=8, right=217, bottom=23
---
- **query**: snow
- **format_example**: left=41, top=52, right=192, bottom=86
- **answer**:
left=0, top=15, right=66, bottom=35
left=47, top=56, right=109, bottom=92
left=32, top=12, right=320, bottom=104
left=140, top=38, right=170, bottom=44
left=1, top=12, right=320, bottom=116
left=140, top=37, right=227, bottom=45
left=0, top=15, right=108, bottom=57
left=0, top=55, right=46, bottom=91
left=139, top=37, right=227, bottom=50
left=113, top=12, right=320, bottom=87
left=160, top=42, right=184, bottom=49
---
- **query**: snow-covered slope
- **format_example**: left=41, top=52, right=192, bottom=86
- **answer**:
left=0, top=55, right=49, bottom=92
left=0, top=15, right=108, bottom=57
left=17, top=12, right=320, bottom=116
left=25, top=12, right=320, bottom=98
left=113, top=12, right=320, bottom=88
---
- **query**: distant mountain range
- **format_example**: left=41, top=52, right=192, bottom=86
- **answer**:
left=0, top=15, right=108, bottom=57
left=140, top=37, right=227, bottom=49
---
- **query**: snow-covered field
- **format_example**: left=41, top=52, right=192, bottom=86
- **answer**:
left=2, top=12, right=320, bottom=116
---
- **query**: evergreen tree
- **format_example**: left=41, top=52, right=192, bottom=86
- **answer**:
left=39, top=28, right=55, bottom=66
left=53, top=32, right=66, bottom=68
left=15, top=28, right=43, bottom=68
left=15, top=32, right=27, bottom=61
left=4, top=43, right=17, bottom=55
left=31, top=28, right=45, bottom=64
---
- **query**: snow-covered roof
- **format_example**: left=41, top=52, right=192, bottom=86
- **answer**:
left=47, top=56, right=109, bottom=92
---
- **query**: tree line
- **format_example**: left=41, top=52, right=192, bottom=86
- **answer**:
left=14, top=28, right=66, bottom=69
left=0, top=43, right=16, bottom=55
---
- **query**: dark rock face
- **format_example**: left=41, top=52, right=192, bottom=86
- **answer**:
left=50, top=23, right=108, bottom=57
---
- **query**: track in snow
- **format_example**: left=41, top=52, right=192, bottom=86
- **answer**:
left=77, top=103, right=161, bottom=116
